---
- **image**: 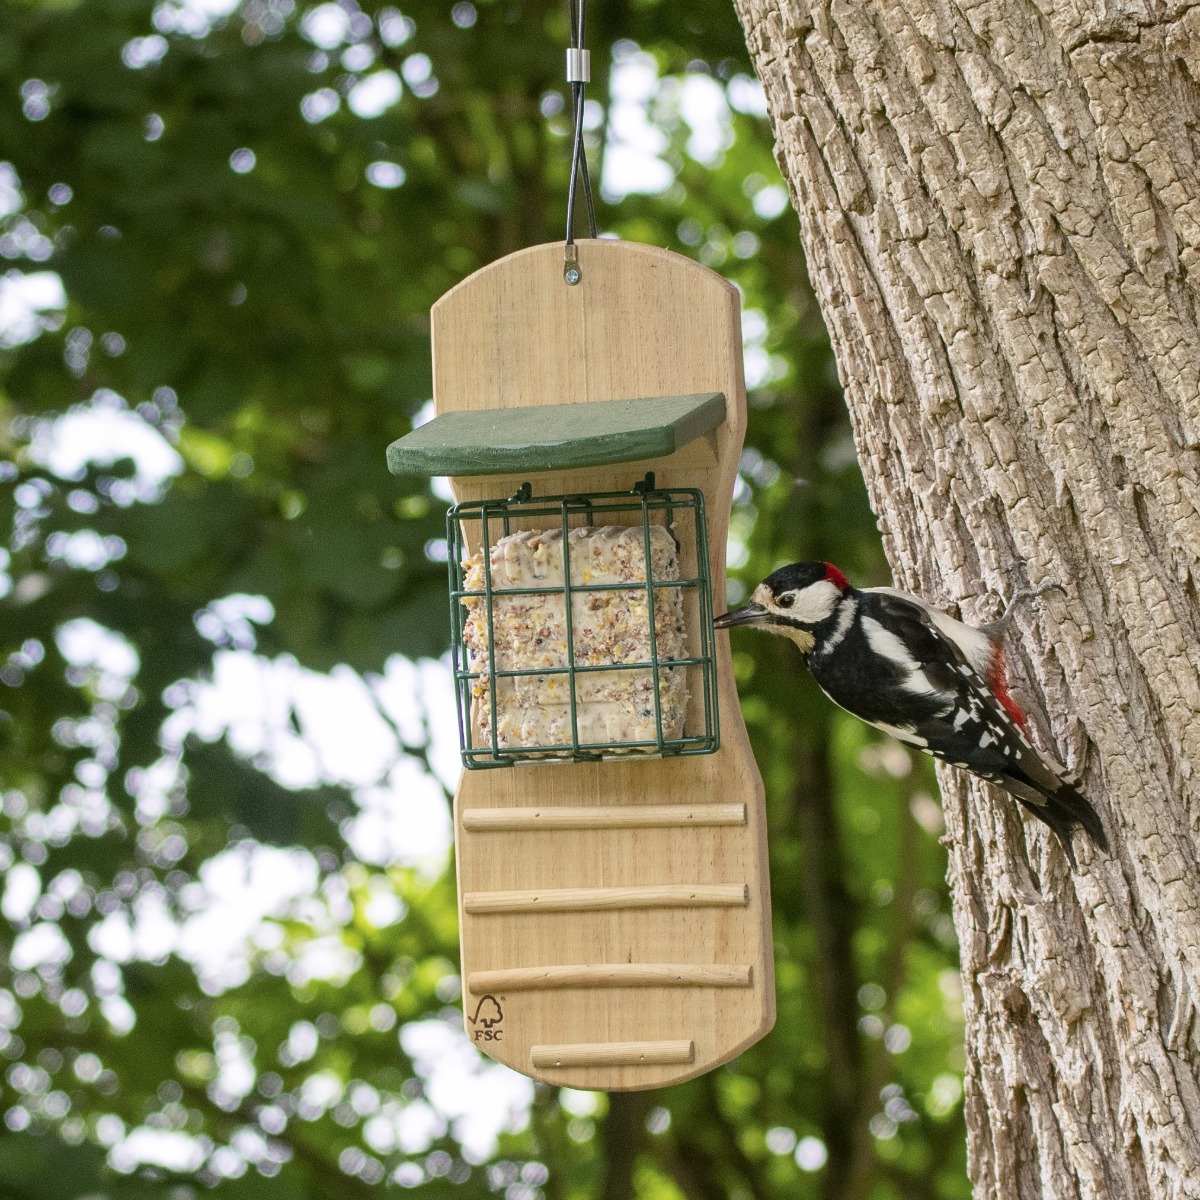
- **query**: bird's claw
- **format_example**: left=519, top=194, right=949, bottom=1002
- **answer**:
left=999, top=581, right=1065, bottom=624
left=980, top=580, right=1065, bottom=632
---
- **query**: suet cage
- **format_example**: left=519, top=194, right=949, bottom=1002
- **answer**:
left=446, top=476, right=720, bottom=768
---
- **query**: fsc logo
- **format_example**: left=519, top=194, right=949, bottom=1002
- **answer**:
left=468, top=994, right=504, bottom=1042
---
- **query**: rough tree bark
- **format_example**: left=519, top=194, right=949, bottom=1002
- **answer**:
left=732, top=2, right=1200, bottom=1198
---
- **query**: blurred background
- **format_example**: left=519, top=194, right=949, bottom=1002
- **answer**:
left=0, top=1, right=969, bottom=1196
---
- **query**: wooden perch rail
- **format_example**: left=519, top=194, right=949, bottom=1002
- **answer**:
left=460, top=803, right=748, bottom=831
left=463, top=884, right=749, bottom=914
left=467, top=963, right=754, bottom=992
left=530, top=1040, right=695, bottom=1069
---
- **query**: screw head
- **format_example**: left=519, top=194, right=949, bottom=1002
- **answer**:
left=564, top=264, right=582, bottom=285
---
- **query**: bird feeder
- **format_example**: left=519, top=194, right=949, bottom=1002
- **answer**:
left=387, top=239, right=773, bottom=1090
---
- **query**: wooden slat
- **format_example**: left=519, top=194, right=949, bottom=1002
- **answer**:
left=531, top=1040, right=695, bottom=1069
left=468, top=963, right=753, bottom=992
left=464, top=883, right=748, bottom=914
left=461, top=803, right=747, bottom=832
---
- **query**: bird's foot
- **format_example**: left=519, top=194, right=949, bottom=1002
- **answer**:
left=998, top=580, right=1066, bottom=624
left=983, top=581, right=1065, bottom=633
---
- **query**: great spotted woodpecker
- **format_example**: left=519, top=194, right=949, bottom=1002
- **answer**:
left=715, top=561, right=1108, bottom=867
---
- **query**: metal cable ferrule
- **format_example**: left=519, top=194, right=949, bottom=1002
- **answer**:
left=566, top=48, right=590, bottom=83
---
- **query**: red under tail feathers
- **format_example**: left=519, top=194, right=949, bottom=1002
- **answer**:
left=988, top=644, right=1030, bottom=733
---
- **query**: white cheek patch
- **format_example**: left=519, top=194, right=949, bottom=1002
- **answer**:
left=788, top=580, right=841, bottom=624
left=748, top=585, right=817, bottom=652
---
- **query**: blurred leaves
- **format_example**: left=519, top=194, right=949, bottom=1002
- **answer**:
left=0, top=0, right=967, bottom=1197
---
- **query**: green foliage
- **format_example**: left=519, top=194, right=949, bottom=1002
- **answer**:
left=0, top=0, right=968, bottom=1197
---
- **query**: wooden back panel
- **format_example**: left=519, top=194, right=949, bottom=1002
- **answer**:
left=433, top=239, right=773, bottom=1090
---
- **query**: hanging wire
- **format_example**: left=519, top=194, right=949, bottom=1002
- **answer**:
left=564, top=0, right=597, bottom=249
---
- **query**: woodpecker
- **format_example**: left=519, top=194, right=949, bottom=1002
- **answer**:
left=715, top=562, right=1108, bottom=867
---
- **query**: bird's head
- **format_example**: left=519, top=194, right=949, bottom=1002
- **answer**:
left=714, top=561, right=852, bottom=653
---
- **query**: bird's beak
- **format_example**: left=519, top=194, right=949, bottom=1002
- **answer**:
left=713, top=601, right=769, bottom=630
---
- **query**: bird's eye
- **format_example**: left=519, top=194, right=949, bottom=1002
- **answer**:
left=777, top=593, right=795, bottom=609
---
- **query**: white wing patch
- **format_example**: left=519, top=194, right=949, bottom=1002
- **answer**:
left=860, top=615, right=918, bottom=667
left=860, top=615, right=938, bottom=697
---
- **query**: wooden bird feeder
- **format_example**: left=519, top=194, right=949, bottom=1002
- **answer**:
left=387, top=238, right=773, bottom=1090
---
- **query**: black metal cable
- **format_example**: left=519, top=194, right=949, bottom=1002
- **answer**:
left=574, top=0, right=597, bottom=237
left=564, top=0, right=596, bottom=247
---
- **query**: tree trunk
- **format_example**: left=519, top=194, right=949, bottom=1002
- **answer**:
left=732, top=3, right=1200, bottom=1198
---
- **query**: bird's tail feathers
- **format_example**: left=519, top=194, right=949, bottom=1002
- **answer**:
left=1003, top=773, right=1108, bottom=869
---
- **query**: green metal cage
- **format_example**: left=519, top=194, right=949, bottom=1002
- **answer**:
left=447, top=475, right=720, bottom=769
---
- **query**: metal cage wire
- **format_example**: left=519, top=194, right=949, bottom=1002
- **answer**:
left=447, top=476, right=720, bottom=768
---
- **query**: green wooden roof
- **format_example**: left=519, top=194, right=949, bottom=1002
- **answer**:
left=387, top=392, right=726, bottom=477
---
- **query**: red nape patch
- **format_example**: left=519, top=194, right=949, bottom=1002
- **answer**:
left=823, top=562, right=850, bottom=590
left=988, top=646, right=1030, bottom=733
